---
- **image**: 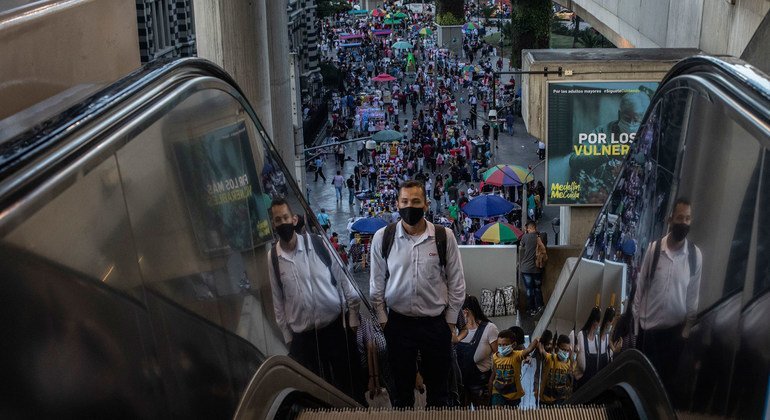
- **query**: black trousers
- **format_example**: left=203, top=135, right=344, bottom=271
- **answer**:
left=385, top=311, right=451, bottom=408
left=289, top=316, right=365, bottom=404
left=638, top=324, right=683, bottom=391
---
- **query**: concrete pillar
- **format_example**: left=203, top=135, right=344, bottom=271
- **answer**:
left=265, top=0, right=298, bottom=180
left=289, top=52, right=307, bottom=193
left=192, top=0, right=273, bottom=137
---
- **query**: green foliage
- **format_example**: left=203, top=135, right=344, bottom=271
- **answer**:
left=578, top=28, right=615, bottom=48
left=317, top=0, right=351, bottom=18
left=508, top=0, right=552, bottom=68
left=320, top=62, right=343, bottom=90
left=436, top=12, right=464, bottom=26
left=551, top=20, right=572, bottom=36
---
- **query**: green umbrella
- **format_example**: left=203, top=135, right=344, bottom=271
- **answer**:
left=371, top=130, right=404, bottom=142
left=392, top=41, right=413, bottom=49
left=391, top=12, right=408, bottom=19
left=418, top=27, right=433, bottom=36
left=383, top=18, right=403, bottom=25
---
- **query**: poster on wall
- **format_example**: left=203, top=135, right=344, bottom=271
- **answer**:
left=546, top=81, right=658, bottom=206
left=175, top=121, right=272, bottom=257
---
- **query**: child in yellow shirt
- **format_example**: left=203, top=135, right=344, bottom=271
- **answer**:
left=538, top=334, right=575, bottom=405
left=490, top=330, right=539, bottom=407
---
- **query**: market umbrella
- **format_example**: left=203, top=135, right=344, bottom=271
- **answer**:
left=371, top=73, right=397, bottom=82
left=474, top=222, right=524, bottom=244
left=392, top=41, right=413, bottom=49
left=370, top=8, right=386, bottom=17
left=351, top=217, right=388, bottom=234
left=482, top=164, right=533, bottom=187
left=383, top=18, right=403, bottom=25
left=461, top=194, right=517, bottom=218
left=371, top=129, right=404, bottom=142
left=391, top=11, right=408, bottom=19
left=462, top=22, right=481, bottom=32
left=418, top=27, right=433, bottom=36
left=347, top=9, right=369, bottom=15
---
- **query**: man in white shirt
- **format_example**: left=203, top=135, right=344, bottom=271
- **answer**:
left=268, top=198, right=363, bottom=400
left=369, top=180, right=466, bottom=408
left=633, top=198, right=701, bottom=389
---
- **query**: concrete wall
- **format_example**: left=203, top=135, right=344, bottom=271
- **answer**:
left=521, top=48, right=696, bottom=141
left=0, top=0, right=140, bottom=119
left=458, top=244, right=583, bottom=315
left=554, top=0, right=770, bottom=59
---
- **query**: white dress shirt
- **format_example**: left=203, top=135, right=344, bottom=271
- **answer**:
left=369, top=221, right=466, bottom=324
left=269, top=234, right=361, bottom=343
left=633, top=234, right=702, bottom=332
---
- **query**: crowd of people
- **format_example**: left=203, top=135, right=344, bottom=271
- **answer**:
left=314, top=0, right=547, bottom=252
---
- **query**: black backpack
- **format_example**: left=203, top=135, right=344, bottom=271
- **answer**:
left=380, top=222, right=447, bottom=280
left=649, top=237, right=698, bottom=279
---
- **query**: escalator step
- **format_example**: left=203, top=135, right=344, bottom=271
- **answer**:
left=299, top=405, right=617, bottom=420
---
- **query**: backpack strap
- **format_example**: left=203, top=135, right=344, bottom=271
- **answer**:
left=381, top=221, right=448, bottom=278
left=307, top=233, right=336, bottom=286
left=381, top=223, right=398, bottom=281
left=648, top=238, right=663, bottom=282
left=271, top=244, right=282, bottom=295
left=435, top=224, right=448, bottom=269
left=469, top=322, right=488, bottom=352
left=687, top=240, right=697, bottom=277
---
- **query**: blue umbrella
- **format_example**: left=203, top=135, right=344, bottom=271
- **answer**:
left=351, top=217, right=388, bottom=234
left=461, top=194, right=518, bottom=218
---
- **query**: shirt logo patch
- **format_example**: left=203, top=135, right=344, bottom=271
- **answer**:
left=429, top=253, right=437, bottom=256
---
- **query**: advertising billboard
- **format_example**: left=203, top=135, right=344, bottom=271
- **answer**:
left=175, top=121, right=272, bottom=257
left=546, top=81, right=658, bottom=206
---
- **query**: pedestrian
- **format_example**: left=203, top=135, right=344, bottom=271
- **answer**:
left=505, top=110, right=514, bottom=135
left=490, top=330, right=539, bottom=407
left=268, top=198, right=363, bottom=401
left=369, top=180, right=466, bottom=408
left=357, top=139, right=366, bottom=162
left=537, top=334, right=575, bottom=405
left=346, top=174, right=356, bottom=206
left=314, top=155, right=327, bottom=183
left=316, top=208, right=331, bottom=232
left=456, top=295, right=499, bottom=406
left=519, top=221, right=546, bottom=315
left=574, top=306, right=610, bottom=390
left=633, top=198, right=701, bottom=390
left=333, top=170, right=345, bottom=202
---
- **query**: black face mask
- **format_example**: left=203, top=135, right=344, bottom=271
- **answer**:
left=399, top=206, right=425, bottom=226
left=670, top=223, right=690, bottom=242
left=275, top=223, right=296, bottom=242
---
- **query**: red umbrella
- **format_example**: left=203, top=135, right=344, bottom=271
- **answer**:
left=371, top=73, right=396, bottom=82
left=371, top=8, right=386, bottom=17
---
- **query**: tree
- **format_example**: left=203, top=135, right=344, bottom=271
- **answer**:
left=508, top=0, right=551, bottom=68
left=436, top=0, right=464, bottom=25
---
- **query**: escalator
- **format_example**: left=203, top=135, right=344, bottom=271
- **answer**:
left=2, top=55, right=768, bottom=419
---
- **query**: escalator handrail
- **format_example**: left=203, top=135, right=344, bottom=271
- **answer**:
left=535, top=55, right=770, bottom=337
left=0, top=58, right=247, bottom=193
left=568, top=349, right=676, bottom=420
left=0, top=57, right=376, bottom=315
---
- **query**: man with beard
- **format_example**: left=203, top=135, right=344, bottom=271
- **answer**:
left=369, top=180, right=466, bottom=408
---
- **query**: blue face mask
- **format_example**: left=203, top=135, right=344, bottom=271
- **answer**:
left=497, top=345, right=512, bottom=357
left=558, top=350, right=570, bottom=361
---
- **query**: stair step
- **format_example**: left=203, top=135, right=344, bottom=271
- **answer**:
left=298, top=405, right=619, bottom=420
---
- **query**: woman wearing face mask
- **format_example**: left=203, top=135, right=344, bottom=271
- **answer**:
left=537, top=334, right=575, bottom=405
left=456, top=295, right=499, bottom=406
left=574, top=306, right=609, bottom=390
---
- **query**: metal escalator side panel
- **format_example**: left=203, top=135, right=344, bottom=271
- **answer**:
left=294, top=405, right=619, bottom=420
left=233, top=355, right=359, bottom=420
